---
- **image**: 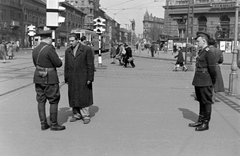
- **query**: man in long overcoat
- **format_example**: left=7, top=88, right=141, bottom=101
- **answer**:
left=64, top=33, right=95, bottom=124
left=208, top=38, right=224, bottom=102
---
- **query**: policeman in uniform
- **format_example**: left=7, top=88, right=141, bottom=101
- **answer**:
left=189, top=31, right=217, bottom=131
left=32, top=30, right=65, bottom=131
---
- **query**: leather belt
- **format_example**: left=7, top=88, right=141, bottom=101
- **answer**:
left=36, top=65, right=55, bottom=72
left=195, top=68, right=208, bottom=72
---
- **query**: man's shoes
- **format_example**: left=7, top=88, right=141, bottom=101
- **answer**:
left=70, top=116, right=82, bottom=122
left=41, top=123, right=50, bottom=130
left=70, top=114, right=82, bottom=122
left=83, top=118, right=91, bottom=124
left=50, top=124, right=66, bottom=131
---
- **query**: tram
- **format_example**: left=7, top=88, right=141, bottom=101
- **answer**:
left=70, top=28, right=110, bottom=53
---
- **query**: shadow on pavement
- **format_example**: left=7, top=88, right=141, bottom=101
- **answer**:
left=47, top=106, right=100, bottom=125
left=178, top=108, right=198, bottom=122
left=89, top=105, right=99, bottom=118
left=56, top=107, right=72, bottom=125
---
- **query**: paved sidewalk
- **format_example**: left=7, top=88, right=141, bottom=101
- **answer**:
left=0, top=48, right=239, bottom=156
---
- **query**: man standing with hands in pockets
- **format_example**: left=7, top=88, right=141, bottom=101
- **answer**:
left=64, top=33, right=95, bottom=124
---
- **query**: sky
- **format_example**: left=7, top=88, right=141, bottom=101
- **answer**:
left=100, top=0, right=166, bottom=35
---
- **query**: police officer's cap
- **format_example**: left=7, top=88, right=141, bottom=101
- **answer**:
left=195, top=31, right=210, bottom=40
left=37, top=30, right=52, bottom=37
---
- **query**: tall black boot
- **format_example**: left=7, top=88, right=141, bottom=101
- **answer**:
left=195, top=119, right=209, bottom=131
left=38, top=103, right=50, bottom=130
left=50, top=104, right=66, bottom=131
left=188, top=114, right=203, bottom=127
left=189, top=104, right=205, bottom=127
left=195, top=104, right=211, bottom=131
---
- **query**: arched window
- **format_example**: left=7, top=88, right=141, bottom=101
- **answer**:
left=198, top=15, right=207, bottom=32
left=220, top=15, right=230, bottom=38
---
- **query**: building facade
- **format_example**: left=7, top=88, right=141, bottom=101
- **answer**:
left=163, top=0, right=238, bottom=42
left=0, top=0, right=22, bottom=44
left=66, top=0, right=100, bottom=30
left=22, top=0, right=46, bottom=48
left=143, top=10, right=164, bottom=42
left=57, top=2, right=85, bottom=46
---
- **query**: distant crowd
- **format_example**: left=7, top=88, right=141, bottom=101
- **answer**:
left=0, top=40, right=20, bottom=62
left=110, top=42, right=135, bottom=68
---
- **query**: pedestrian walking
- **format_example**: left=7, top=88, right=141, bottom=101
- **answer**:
left=32, top=30, right=66, bottom=131
left=150, top=43, right=155, bottom=57
left=80, top=36, right=87, bottom=45
left=64, top=33, right=95, bottom=124
left=0, top=41, right=7, bottom=63
left=110, top=43, right=116, bottom=64
left=115, top=43, right=124, bottom=65
left=173, top=44, right=177, bottom=54
left=85, top=41, right=96, bottom=71
left=16, top=40, right=20, bottom=52
left=189, top=31, right=217, bottom=131
left=208, top=38, right=224, bottom=102
left=173, top=47, right=188, bottom=71
left=7, top=42, right=14, bottom=59
left=123, top=43, right=135, bottom=68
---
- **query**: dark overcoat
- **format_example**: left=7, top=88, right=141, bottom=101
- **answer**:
left=64, top=43, right=94, bottom=108
left=209, top=45, right=225, bottom=92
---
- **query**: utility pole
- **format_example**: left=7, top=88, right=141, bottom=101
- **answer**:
left=165, top=0, right=170, bottom=53
left=228, top=0, right=239, bottom=96
left=185, top=0, right=194, bottom=70
left=166, top=0, right=169, bottom=36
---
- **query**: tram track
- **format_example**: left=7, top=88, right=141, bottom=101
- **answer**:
left=0, top=73, right=65, bottom=97
left=0, top=52, right=109, bottom=97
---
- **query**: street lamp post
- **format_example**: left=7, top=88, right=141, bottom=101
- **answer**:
left=228, top=0, right=239, bottom=96
left=185, top=0, right=194, bottom=70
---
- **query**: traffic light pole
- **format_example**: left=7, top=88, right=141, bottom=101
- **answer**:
left=51, top=28, right=56, bottom=47
left=98, top=35, right=102, bottom=66
left=31, top=37, right=34, bottom=49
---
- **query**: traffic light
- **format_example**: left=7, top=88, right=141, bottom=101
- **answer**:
left=46, top=0, right=66, bottom=27
left=93, top=17, right=106, bottom=35
left=27, top=24, right=36, bottom=36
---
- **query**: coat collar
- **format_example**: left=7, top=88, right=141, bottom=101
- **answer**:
left=67, top=42, right=85, bottom=58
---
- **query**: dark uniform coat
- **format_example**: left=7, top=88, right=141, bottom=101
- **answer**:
left=64, top=43, right=94, bottom=108
left=209, top=45, right=224, bottom=92
left=32, top=42, right=62, bottom=84
left=192, top=46, right=217, bottom=87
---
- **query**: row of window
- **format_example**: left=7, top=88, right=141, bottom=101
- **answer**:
left=172, top=0, right=235, bottom=5
left=0, top=9, right=21, bottom=21
left=0, top=0, right=20, bottom=7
